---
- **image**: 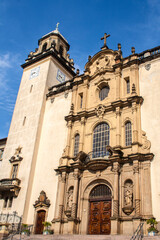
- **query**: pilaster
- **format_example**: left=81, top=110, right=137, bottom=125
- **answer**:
left=133, top=161, right=140, bottom=217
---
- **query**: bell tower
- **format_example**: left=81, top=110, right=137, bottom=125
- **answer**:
left=0, top=24, right=75, bottom=223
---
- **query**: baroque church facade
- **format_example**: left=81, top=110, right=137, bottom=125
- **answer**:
left=0, top=27, right=160, bottom=235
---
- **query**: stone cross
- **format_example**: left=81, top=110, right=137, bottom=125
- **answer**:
left=101, top=33, right=110, bottom=48
left=15, top=146, right=22, bottom=155
left=56, top=22, right=59, bottom=31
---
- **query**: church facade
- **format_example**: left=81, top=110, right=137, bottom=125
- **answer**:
left=0, top=27, right=160, bottom=236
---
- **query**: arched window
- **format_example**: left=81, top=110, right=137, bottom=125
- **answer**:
left=59, top=45, right=64, bottom=57
left=42, top=43, right=47, bottom=52
left=74, top=134, right=80, bottom=156
left=125, top=121, right=132, bottom=146
left=99, top=86, right=110, bottom=101
left=92, top=123, right=110, bottom=158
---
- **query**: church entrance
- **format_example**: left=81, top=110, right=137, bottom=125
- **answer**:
left=88, top=184, right=111, bottom=235
left=35, top=210, right=46, bottom=234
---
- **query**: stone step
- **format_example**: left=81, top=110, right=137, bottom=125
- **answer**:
left=11, top=234, right=160, bottom=240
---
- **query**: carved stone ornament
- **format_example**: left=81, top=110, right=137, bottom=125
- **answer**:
left=95, top=104, right=105, bottom=118
left=145, top=64, right=151, bottom=71
left=122, top=180, right=134, bottom=215
left=34, top=191, right=50, bottom=209
left=9, top=146, right=23, bottom=163
left=66, top=187, right=73, bottom=210
left=141, top=130, right=151, bottom=150
left=69, top=103, right=74, bottom=114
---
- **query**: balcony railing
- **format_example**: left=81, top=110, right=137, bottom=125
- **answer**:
left=84, top=151, right=110, bottom=171
left=138, top=46, right=160, bottom=60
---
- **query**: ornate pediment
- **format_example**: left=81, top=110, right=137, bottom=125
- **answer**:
left=34, top=191, right=50, bottom=209
left=85, top=49, right=119, bottom=77
left=9, top=146, right=23, bottom=163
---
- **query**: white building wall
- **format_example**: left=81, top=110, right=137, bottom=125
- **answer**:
left=0, top=58, right=51, bottom=215
left=26, top=91, right=72, bottom=224
left=139, top=58, right=160, bottom=221
left=0, top=54, right=73, bottom=221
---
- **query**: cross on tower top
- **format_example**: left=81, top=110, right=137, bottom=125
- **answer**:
left=101, top=33, right=110, bottom=49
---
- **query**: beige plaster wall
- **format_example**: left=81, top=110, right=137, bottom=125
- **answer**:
left=0, top=58, right=51, bottom=215
left=139, top=58, right=160, bottom=220
left=26, top=91, right=72, bottom=224
left=0, top=54, right=73, bottom=220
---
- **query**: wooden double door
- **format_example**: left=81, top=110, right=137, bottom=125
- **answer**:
left=88, top=200, right=111, bottom=235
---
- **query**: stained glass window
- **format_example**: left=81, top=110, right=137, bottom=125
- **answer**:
left=74, top=134, right=80, bottom=156
left=92, top=123, right=110, bottom=158
left=125, top=121, right=132, bottom=146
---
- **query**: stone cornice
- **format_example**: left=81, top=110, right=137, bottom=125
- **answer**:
left=38, top=32, right=70, bottom=50
left=65, top=96, right=143, bottom=122
left=21, top=49, right=76, bottom=77
left=55, top=152, right=154, bottom=174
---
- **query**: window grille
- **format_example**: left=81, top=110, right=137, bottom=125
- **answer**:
left=90, top=184, right=111, bottom=198
left=11, top=164, right=18, bottom=179
left=74, top=134, right=80, bottom=156
left=125, top=121, right=132, bottom=146
left=99, top=86, right=109, bottom=101
left=92, top=123, right=110, bottom=158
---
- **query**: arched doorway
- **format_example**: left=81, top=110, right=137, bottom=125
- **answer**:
left=35, top=210, right=46, bottom=234
left=88, top=184, right=112, bottom=235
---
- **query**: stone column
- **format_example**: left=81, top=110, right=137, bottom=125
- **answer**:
left=66, top=121, right=72, bottom=156
left=71, top=169, right=79, bottom=219
left=132, top=102, right=138, bottom=143
left=113, top=162, right=120, bottom=217
left=115, top=107, right=121, bottom=147
left=54, top=174, right=62, bottom=219
left=133, top=161, right=140, bottom=217
left=79, top=117, right=86, bottom=151
left=58, top=172, right=66, bottom=219
left=111, top=162, right=120, bottom=235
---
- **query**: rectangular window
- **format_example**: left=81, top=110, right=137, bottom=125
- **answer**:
left=3, top=197, right=8, bottom=208
left=8, top=197, right=13, bottom=208
left=125, top=77, right=130, bottom=94
left=11, top=164, right=18, bottom=179
left=79, top=93, right=83, bottom=108
left=0, top=149, right=4, bottom=160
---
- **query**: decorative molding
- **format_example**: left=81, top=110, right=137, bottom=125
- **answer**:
left=9, top=146, right=23, bottom=163
left=33, top=191, right=50, bottom=209
left=145, top=63, right=151, bottom=71
left=141, top=131, right=151, bottom=150
left=95, top=104, right=105, bottom=118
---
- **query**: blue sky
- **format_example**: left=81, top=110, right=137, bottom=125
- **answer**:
left=0, top=0, right=159, bottom=139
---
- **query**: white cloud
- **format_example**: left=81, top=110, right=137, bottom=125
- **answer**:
left=0, top=54, right=11, bottom=68
left=0, top=53, right=20, bottom=113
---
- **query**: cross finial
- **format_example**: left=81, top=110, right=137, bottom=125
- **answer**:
left=15, top=146, right=22, bottom=155
left=56, top=22, right=59, bottom=31
left=101, top=33, right=110, bottom=49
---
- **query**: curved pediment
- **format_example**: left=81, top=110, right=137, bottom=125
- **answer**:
left=85, top=49, right=120, bottom=77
